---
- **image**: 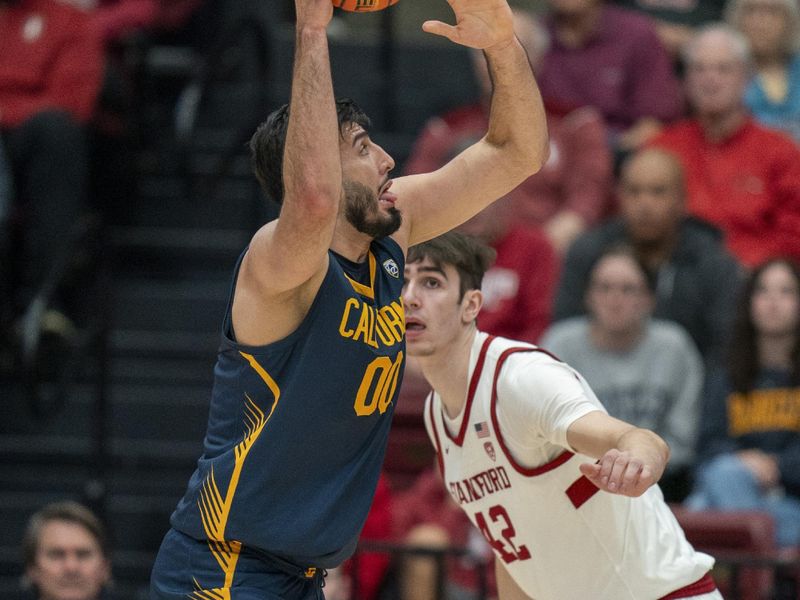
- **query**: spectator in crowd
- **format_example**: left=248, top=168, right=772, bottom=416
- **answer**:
left=611, top=0, right=725, bottom=60
left=541, top=243, right=703, bottom=501
left=322, top=474, right=394, bottom=600
left=0, top=0, right=104, bottom=345
left=650, top=24, right=800, bottom=268
left=393, top=467, right=495, bottom=600
left=554, top=147, right=741, bottom=364
left=405, top=10, right=613, bottom=254
left=726, top=0, right=800, bottom=143
left=457, top=193, right=559, bottom=344
left=687, top=258, right=800, bottom=549
left=61, top=0, right=203, bottom=46
left=537, top=0, right=683, bottom=152
left=19, top=501, right=113, bottom=600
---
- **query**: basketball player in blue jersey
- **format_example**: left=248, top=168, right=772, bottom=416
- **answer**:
left=149, top=0, right=549, bottom=598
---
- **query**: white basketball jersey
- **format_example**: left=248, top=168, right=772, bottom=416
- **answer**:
left=424, top=333, right=715, bottom=600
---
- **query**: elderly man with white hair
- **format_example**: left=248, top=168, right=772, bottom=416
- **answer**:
left=650, top=24, right=800, bottom=268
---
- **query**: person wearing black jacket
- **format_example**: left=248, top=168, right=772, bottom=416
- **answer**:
left=552, top=147, right=742, bottom=364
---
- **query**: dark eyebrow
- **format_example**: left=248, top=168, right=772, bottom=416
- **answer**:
left=417, top=265, right=448, bottom=279
left=352, top=131, right=369, bottom=147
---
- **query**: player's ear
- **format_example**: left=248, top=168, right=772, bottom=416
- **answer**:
left=461, top=289, right=483, bottom=324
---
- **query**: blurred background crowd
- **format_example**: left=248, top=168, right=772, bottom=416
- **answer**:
left=0, top=0, right=799, bottom=598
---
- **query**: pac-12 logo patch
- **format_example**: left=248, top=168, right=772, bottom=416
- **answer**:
left=383, top=259, right=400, bottom=278
left=484, top=441, right=496, bottom=461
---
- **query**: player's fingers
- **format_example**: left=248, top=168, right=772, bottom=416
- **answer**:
left=597, top=449, right=621, bottom=488
left=422, top=20, right=459, bottom=42
left=579, top=462, right=601, bottom=480
left=605, top=454, right=631, bottom=493
left=617, top=458, right=644, bottom=494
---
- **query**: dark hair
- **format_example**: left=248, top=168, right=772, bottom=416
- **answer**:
left=22, top=501, right=110, bottom=568
left=407, top=231, right=497, bottom=298
left=249, top=98, right=371, bottom=205
left=589, top=242, right=658, bottom=294
left=728, top=258, right=800, bottom=393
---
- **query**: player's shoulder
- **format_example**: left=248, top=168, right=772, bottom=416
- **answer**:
left=483, top=333, right=565, bottom=370
left=372, top=235, right=404, bottom=259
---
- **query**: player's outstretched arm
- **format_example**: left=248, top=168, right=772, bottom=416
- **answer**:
left=393, top=0, right=549, bottom=248
left=244, top=0, right=341, bottom=296
left=567, top=412, right=670, bottom=498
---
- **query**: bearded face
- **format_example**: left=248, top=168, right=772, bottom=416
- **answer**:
left=343, top=180, right=402, bottom=239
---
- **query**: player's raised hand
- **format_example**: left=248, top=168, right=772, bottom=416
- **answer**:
left=579, top=449, right=658, bottom=497
left=295, top=0, right=334, bottom=30
left=422, top=0, right=515, bottom=51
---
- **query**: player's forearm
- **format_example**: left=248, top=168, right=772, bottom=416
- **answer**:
left=283, top=25, right=342, bottom=215
left=483, top=37, right=549, bottom=176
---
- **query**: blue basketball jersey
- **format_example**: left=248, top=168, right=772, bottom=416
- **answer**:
left=169, top=237, right=406, bottom=570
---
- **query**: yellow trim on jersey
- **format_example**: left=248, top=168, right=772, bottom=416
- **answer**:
left=194, top=353, right=281, bottom=593
left=344, top=251, right=376, bottom=300
left=190, top=577, right=231, bottom=600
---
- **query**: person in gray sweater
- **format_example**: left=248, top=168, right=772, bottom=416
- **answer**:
left=553, top=147, right=742, bottom=365
left=542, top=243, right=704, bottom=501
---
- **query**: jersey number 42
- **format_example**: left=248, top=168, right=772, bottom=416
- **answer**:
left=475, top=505, right=532, bottom=564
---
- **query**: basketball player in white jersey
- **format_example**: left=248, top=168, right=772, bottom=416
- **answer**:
left=401, top=231, right=722, bottom=600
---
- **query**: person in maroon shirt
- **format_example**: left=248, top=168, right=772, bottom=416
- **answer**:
left=0, top=0, right=104, bottom=348
left=405, top=9, right=613, bottom=254
left=59, top=0, right=203, bottom=45
left=538, top=0, right=684, bottom=152
left=650, top=24, right=800, bottom=268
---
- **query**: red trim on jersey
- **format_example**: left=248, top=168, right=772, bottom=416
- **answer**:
left=427, top=391, right=446, bottom=479
left=565, top=475, right=600, bottom=508
left=489, top=347, right=576, bottom=476
left=658, top=572, right=717, bottom=599
left=444, top=335, right=496, bottom=446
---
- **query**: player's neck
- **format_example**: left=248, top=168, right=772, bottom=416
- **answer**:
left=331, top=221, right=375, bottom=263
left=419, top=328, right=477, bottom=420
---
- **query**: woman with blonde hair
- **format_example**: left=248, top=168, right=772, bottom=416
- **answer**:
left=726, top=0, right=800, bottom=141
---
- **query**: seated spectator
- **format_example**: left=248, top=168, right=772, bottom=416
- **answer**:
left=540, top=243, right=703, bottom=501
left=457, top=195, right=559, bottom=345
left=61, top=0, right=203, bottom=46
left=726, top=0, right=800, bottom=143
left=686, top=258, right=800, bottom=550
left=650, top=24, right=800, bottom=268
left=405, top=10, right=613, bottom=254
left=554, top=147, right=741, bottom=364
left=393, top=467, right=495, bottom=600
left=18, top=500, right=113, bottom=600
left=537, top=0, right=683, bottom=152
left=0, top=0, right=104, bottom=346
left=325, top=473, right=394, bottom=600
left=611, top=0, right=725, bottom=60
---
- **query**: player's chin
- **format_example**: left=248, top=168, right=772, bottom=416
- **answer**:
left=404, top=336, right=431, bottom=354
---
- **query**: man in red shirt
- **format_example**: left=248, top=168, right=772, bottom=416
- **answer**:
left=0, top=0, right=104, bottom=343
left=650, top=24, right=800, bottom=268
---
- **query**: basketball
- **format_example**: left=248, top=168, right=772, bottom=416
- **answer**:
left=332, top=0, right=399, bottom=12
